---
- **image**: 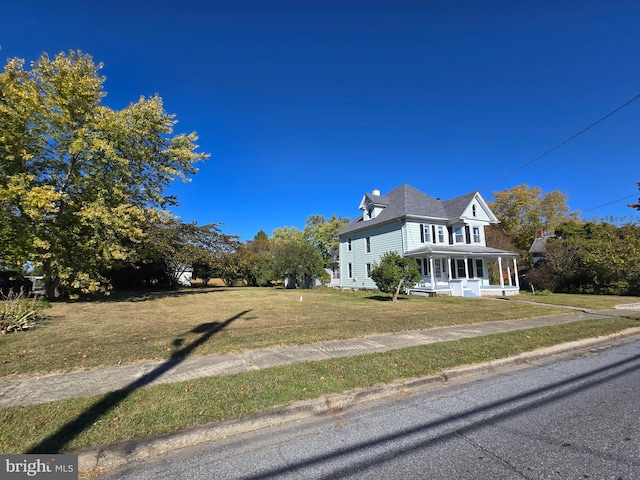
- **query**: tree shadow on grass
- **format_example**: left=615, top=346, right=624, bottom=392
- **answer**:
left=72, top=286, right=233, bottom=304
left=26, top=310, right=251, bottom=454
left=366, top=295, right=411, bottom=302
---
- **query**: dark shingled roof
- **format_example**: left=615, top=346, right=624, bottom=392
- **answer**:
left=362, top=192, right=390, bottom=206
left=443, top=191, right=477, bottom=218
left=339, top=184, right=479, bottom=236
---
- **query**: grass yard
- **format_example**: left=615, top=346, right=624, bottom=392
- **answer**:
left=2, top=287, right=640, bottom=456
left=1, top=315, right=638, bottom=454
left=0, top=287, right=592, bottom=378
left=513, top=291, right=640, bottom=310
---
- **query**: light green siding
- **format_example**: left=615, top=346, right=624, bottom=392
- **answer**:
left=339, top=221, right=404, bottom=289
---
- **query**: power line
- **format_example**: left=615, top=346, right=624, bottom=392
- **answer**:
left=481, top=92, right=640, bottom=191
left=581, top=193, right=639, bottom=214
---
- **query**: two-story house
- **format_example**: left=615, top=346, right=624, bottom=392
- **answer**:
left=338, top=184, right=520, bottom=297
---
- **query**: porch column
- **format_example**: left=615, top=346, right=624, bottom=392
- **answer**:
left=506, top=262, right=513, bottom=286
left=429, top=257, right=435, bottom=287
left=464, top=256, right=469, bottom=279
left=498, top=256, right=504, bottom=288
left=513, top=258, right=520, bottom=288
left=447, top=258, right=452, bottom=281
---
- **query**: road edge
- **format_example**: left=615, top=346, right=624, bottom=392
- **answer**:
left=78, top=327, right=640, bottom=475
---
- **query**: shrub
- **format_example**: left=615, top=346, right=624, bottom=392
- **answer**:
left=533, top=289, right=552, bottom=296
left=0, top=291, right=49, bottom=334
left=370, top=251, right=421, bottom=301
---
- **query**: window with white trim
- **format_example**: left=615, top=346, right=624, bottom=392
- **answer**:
left=348, top=263, right=353, bottom=278
left=366, top=263, right=372, bottom=278
left=365, top=237, right=371, bottom=253
left=347, top=238, right=352, bottom=251
left=473, top=227, right=481, bottom=243
left=420, top=224, right=431, bottom=243
left=437, top=226, right=445, bottom=243
left=454, top=226, right=464, bottom=243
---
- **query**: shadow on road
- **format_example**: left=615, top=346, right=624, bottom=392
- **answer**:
left=27, top=309, right=251, bottom=453
left=244, top=349, right=640, bottom=479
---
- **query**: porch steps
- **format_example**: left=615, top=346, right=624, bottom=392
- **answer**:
left=463, top=288, right=479, bottom=298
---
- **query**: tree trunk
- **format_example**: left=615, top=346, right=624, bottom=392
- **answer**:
left=392, top=282, right=402, bottom=301
left=44, top=276, right=61, bottom=300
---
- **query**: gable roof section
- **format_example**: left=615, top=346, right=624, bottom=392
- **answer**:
left=339, top=185, right=498, bottom=236
left=359, top=192, right=390, bottom=210
left=340, top=185, right=444, bottom=236
left=529, top=236, right=549, bottom=255
left=443, top=192, right=477, bottom=218
left=444, top=191, right=499, bottom=222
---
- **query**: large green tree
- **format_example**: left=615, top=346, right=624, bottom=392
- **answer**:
left=0, top=51, right=208, bottom=298
left=303, top=214, right=350, bottom=264
left=270, top=226, right=305, bottom=249
left=140, top=218, right=238, bottom=287
left=272, top=242, right=328, bottom=289
left=370, top=251, right=421, bottom=301
left=530, top=220, right=640, bottom=295
left=212, top=230, right=276, bottom=287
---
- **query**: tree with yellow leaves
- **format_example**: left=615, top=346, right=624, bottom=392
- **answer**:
left=489, top=184, right=578, bottom=253
left=0, top=51, right=208, bottom=298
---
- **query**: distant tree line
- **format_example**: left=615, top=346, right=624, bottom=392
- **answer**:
left=488, top=184, right=640, bottom=295
left=196, top=214, right=350, bottom=289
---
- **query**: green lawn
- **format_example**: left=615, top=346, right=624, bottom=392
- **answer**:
left=0, top=287, right=596, bottom=378
left=2, top=287, right=639, bottom=456
left=1, top=315, right=637, bottom=454
left=513, top=292, right=640, bottom=309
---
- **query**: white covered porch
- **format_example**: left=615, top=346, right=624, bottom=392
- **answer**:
left=404, top=245, right=520, bottom=297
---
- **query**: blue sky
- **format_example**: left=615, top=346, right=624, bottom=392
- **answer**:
left=3, top=1, right=640, bottom=241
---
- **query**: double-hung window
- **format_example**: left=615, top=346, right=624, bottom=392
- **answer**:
left=437, top=226, right=445, bottom=243
left=420, top=224, right=431, bottom=243
left=473, top=227, right=481, bottom=243
left=454, top=227, right=464, bottom=244
left=365, top=237, right=371, bottom=253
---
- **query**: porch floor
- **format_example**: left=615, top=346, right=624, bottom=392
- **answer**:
left=408, top=285, right=519, bottom=297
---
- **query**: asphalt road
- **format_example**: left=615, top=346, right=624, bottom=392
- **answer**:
left=102, top=336, right=640, bottom=479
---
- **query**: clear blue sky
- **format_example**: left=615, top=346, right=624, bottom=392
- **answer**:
left=4, top=1, right=640, bottom=241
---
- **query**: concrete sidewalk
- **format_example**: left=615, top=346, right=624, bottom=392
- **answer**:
left=0, top=307, right=637, bottom=409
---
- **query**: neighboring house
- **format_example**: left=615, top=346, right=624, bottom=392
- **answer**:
left=529, top=230, right=552, bottom=267
left=337, top=185, right=520, bottom=297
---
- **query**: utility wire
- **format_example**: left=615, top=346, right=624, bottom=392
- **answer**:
left=581, top=193, right=638, bottom=214
left=481, top=92, right=640, bottom=191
